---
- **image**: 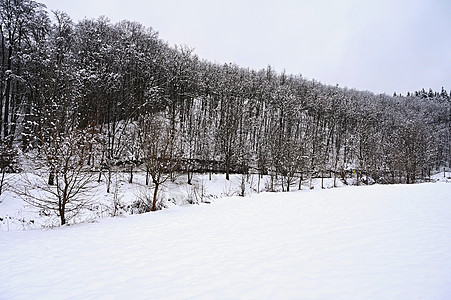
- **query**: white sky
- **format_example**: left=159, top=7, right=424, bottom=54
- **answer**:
left=39, top=0, right=450, bottom=95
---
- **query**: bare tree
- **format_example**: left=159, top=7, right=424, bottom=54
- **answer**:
left=139, top=113, right=180, bottom=211
left=18, top=127, right=94, bottom=226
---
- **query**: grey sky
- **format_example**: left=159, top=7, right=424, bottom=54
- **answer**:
left=40, top=0, right=450, bottom=95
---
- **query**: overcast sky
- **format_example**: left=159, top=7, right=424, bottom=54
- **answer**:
left=40, top=0, right=450, bottom=95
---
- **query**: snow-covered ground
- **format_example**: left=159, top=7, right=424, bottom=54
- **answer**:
left=1, top=179, right=451, bottom=299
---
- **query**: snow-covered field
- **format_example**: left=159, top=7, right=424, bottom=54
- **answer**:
left=1, top=180, right=451, bottom=299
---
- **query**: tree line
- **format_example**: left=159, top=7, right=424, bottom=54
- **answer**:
left=1, top=0, right=450, bottom=209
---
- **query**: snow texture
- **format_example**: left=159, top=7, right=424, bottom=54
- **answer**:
left=1, top=181, right=451, bottom=299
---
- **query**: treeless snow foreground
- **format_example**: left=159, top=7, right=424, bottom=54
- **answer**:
left=1, top=183, right=451, bottom=299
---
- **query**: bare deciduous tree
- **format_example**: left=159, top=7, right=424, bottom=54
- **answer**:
left=139, top=113, right=180, bottom=211
left=19, top=128, right=94, bottom=226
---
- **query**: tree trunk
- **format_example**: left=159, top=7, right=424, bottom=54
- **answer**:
left=60, top=210, right=66, bottom=226
left=257, top=172, right=261, bottom=193
left=187, top=168, right=193, bottom=185
left=0, top=168, right=6, bottom=195
left=298, top=173, right=302, bottom=190
left=3, top=78, right=11, bottom=140
left=271, top=174, right=275, bottom=192
left=59, top=199, right=66, bottom=226
left=107, top=169, right=112, bottom=193
left=152, top=183, right=159, bottom=211
left=48, top=171, right=55, bottom=186
left=3, top=47, right=13, bottom=140
left=225, top=163, right=230, bottom=181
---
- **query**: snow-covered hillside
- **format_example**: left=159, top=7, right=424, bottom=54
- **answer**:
left=1, top=181, right=451, bottom=299
left=0, top=172, right=347, bottom=230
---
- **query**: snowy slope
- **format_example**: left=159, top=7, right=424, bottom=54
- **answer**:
left=0, top=172, right=345, bottom=230
left=1, top=182, right=451, bottom=299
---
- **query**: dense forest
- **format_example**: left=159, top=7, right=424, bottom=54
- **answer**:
left=1, top=0, right=450, bottom=209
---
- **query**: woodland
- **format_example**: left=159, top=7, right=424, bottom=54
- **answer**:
left=1, top=1, right=450, bottom=223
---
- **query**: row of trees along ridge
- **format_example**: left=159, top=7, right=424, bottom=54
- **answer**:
left=1, top=0, right=450, bottom=223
